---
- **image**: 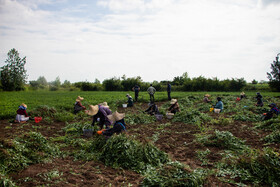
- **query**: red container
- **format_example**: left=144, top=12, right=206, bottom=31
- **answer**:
left=34, top=117, right=42, bottom=123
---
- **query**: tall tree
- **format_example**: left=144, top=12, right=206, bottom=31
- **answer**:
left=0, top=48, right=27, bottom=91
left=267, top=53, right=280, bottom=91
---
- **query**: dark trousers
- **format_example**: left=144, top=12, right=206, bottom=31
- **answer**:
left=167, top=91, right=171, bottom=100
left=149, top=94, right=154, bottom=103
left=135, top=91, right=139, bottom=101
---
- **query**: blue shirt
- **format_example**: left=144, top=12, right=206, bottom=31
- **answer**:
left=214, top=101, right=223, bottom=111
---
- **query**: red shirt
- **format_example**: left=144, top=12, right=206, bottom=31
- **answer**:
left=17, top=109, right=28, bottom=117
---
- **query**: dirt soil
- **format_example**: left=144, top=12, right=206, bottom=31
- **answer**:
left=0, top=101, right=278, bottom=186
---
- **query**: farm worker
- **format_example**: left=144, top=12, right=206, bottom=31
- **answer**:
left=145, top=103, right=160, bottom=115
left=132, top=84, right=140, bottom=102
left=73, top=96, right=86, bottom=114
left=262, top=103, right=279, bottom=120
left=213, top=97, right=223, bottom=113
left=167, top=99, right=181, bottom=114
left=126, top=94, right=134, bottom=107
left=99, top=102, right=110, bottom=108
left=15, top=103, right=30, bottom=123
left=240, top=92, right=246, bottom=99
left=101, top=111, right=126, bottom=137
left=255, top=92, right=263, bottom=107
left=167, top=82, right=171, bottom=101
left=203, top=94, right=211, bottom=103
left=85, top=104, right=112, bottom=130
left=147, top=84, right=156, bottom=103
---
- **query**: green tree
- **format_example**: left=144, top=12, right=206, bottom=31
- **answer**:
left=49, top=77, right=61, bottom=91
left=267, top=53, right=280, bottom=91
left=62, top=80, right=71, bottom=88
left=103, top=77, right=123, bottom=91
left=37, top=76, right=48, bottom=88
left=0, top=48, right=27, bottom=91
left=252, top=79, right=258, bottom=84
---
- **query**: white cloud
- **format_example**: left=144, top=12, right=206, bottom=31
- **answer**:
left=0, top=0, right=279, bottom=83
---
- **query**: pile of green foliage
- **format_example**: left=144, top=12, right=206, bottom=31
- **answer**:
left=0, top=132, right=60, bottom=175
left=172, top=108, right=211, bottom=125
left=196, top=130, right=249, bottom=151
left=92, top=134, right=169, bottom=173
left=126, top=113, right=156, bottom=125
left=217, top=148, right=280, bottom=186
left=255, top=118, right=280, bottom=143
left=142, top=161, right=205, bottom=186
left=255, top=118, right=280, bottom=130
left=262, top=131, right=280, bottom=143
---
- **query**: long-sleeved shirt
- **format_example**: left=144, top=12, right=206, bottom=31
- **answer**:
left=214, top=101, right=223, bottom=111
left=17, top=106, right=28, bottom=117
left=92, top=105, right=112, bottom=127
left=167, top=84, right=171, bottom=92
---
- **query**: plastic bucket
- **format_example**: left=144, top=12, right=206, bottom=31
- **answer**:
left=83, top=124, right=93, bottom=138
left=214, top=109, right=221, bottom=114
left=122, top=104, right=127, bottom=108
left=34, top=117, right=42, bottom=123
left=166, top=112, right=174, bottom=119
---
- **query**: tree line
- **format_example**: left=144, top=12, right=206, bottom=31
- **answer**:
left=0, top=48, right=278, bottom=92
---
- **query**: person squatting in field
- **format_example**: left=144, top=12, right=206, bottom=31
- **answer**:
left=98, top=111, right=126, bottom=137
left=73, top=96, right=86, bottom=114
left=126, top=94, right=134, bottom=107
left=167, top=99, right=181, bottom=114
left=262, top=103, right=279, bottom=120
left=240, top=92, right=246, bottom=100
left=213, top=97, right=223, bottom=113
left=147, top=84, right=156, bottom=103
left=203, top=94, right=211, bottom=103
left=145, top=102, right=160, bottom=115
left=15, top=103, right=30, bottom=123
left=85, top=104, right=112, bottom=130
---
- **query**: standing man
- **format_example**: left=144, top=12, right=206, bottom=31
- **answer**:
left=167, top=82, right=171, bottom=100
left=132, top=84, right=140, bottom=102
left=147, top=84, right=156, bottom=103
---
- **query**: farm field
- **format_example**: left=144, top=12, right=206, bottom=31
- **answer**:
left=1, top=91, right=280, bottom=186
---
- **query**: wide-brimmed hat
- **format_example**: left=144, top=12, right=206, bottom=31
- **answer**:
left=241, top=92, right=245, bottom=95
left=205, top=94, right=210, bottom=97
left=107, top=111, right=125, bottom=123
left=21, top=103, right=27, bottom=108
left=126, top=94, right=130, bottom=97
left=85, top=105, right=99, bottom=116
left=76, top=96, right=84, bottom=102
left=170, top=99, right=177, bottom=105
left=269, top=103, right=276, bottom=107
left=99, top=102, right=109, bottom=108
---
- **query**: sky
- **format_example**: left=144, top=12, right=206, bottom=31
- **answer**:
left=0, top=0, right=280, bottom=83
